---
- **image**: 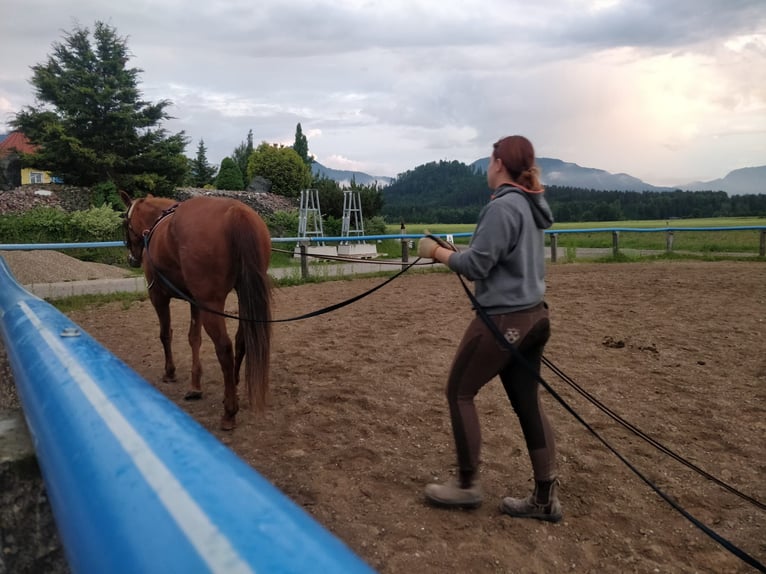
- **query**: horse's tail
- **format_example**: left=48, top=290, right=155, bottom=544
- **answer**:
left=228, top=207, right=273, bottom=411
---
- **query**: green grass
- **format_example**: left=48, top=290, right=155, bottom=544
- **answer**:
left=50, top=291, right=148, bottom=313
left=388, top=217, right=766, bottom=254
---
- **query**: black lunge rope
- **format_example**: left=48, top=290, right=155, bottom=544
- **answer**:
left=143, top=232, right=422, bottom=323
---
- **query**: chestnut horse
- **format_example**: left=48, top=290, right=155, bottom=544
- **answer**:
left=120, top=191, right=272, bottom=430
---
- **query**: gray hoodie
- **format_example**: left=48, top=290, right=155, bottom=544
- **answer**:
left=446, top=184, right=554, bottom=313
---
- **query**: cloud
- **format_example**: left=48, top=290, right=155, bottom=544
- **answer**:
left=0, top=0, right=764, bottom=185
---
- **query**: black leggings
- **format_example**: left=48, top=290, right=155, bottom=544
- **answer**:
left=446, top=303, right=556, bottom=486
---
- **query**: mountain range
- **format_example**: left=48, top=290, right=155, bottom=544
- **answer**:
left=3, top=130, right=761, bottom=195
left=313, top=158, right=766, bottom=195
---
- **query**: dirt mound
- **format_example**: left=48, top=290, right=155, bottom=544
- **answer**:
left=0, top=250, right=132, bottom=284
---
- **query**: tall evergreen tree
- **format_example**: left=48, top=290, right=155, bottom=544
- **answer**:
left=188, top=139, right=217, bottom=187
left=231, top=129, right=254, bottom=185
left=11, top=21, right=188, bottom=197
left=215, top=157, right=245, bottom=190
left=292, top=123, right=312, bottom=167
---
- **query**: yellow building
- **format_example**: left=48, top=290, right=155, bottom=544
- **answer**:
left=0, top=131, right=60, bottom=188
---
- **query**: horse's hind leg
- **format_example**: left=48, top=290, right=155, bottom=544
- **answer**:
left=200, top=310, right=237, bottom=430
left=234, top=325, right=245, bottom=388
left=185, top=305, right=203, bottom=401
left=152, top=294, right=176, bottom=383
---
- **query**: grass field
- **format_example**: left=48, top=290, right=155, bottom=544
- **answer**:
left=386, top=217, right=766, bottom=254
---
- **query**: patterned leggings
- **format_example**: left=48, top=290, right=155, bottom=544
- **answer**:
left=446, top=302, right=556, bottom=486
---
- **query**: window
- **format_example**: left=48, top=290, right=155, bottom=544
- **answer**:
left=30, top=172, right=43, bottom=184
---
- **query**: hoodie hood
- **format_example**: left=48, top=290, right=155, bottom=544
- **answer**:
left=494, top=185, right=554, bottom=230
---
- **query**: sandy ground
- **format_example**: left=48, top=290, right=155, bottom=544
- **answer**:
left=2, top=255, right=765, bottom=573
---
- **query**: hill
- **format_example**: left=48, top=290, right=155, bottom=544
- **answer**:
left=678, top=166, right=766, bottom=195
left=311, top=162, right=393, bottom=188
left=314, top=155, right=764, bottom=195
left=471, top=157, right=672, bottom=192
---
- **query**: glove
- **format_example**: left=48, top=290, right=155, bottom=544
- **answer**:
left=432, top=234, right=458, bottom=252
left=417, top=236, right=439, bottom=259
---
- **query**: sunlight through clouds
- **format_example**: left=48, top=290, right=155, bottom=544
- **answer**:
left=0, top=0, right=764, bottom=183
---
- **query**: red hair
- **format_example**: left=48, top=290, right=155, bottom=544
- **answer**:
left=493, top=135, right=543, bottom=191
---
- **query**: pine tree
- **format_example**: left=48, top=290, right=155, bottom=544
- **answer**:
left=189, top=139, right=217, bottom=187
left=232, top=129, right=254, bottom=184
left=292, top=123, right=312, bottom=167
left=11, top=21, right=188, bottom=197
left=215, top=157, right=245, bottom=190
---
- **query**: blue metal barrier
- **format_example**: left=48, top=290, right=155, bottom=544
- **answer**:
left=0, top=257, right=375, bottom=574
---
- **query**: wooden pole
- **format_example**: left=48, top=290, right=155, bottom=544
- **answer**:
left=400, top=222, right=408, bottom=271
left=550, top=233, right=558, bottom=262
left=299, top=243, right=308, bottom=280
left=612, top=231, right=619, bottom=257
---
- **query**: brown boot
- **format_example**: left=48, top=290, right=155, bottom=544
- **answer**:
left=424, top=477, right=483, bottom=509
left=501, top=479, right=562, bottom=523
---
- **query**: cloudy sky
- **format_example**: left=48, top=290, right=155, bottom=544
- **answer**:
left=1, top=0, right=764, bottom=186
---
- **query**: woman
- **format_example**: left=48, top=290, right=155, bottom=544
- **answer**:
left=417, top=135, right=561, bottom=522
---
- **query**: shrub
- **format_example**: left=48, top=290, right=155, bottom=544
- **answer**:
left=0, top=208, right=67, bottom=243
left=91, top=182, right=124, bottom=210
left=264, top=210, right=300, bottom=237
left=69, top=205, right=123, bottom=241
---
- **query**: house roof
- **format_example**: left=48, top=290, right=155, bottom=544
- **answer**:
left=0, top=131, right=37, bottom=157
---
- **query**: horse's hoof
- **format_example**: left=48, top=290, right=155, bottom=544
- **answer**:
left=220, top=417, right=236, bottom=431
left=184, top=390, right=203, bottom=400
left=162, top=375, right=177, bottom=383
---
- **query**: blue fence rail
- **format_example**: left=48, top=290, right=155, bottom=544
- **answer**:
left=1, top=225, right=764, bottom=252
left=1, top=225, right=764, bottom=278
left=0, top=258, right=375, bottom=574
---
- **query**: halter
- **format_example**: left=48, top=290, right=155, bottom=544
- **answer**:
left=123, top=202, right=179, bottom=265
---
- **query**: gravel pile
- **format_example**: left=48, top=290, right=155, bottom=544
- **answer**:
left=0, top=250, right=132, bottom=284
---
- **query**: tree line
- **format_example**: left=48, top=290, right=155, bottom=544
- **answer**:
left=381, top=160, right=766, bottom=223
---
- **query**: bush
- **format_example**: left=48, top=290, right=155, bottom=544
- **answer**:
left=364, top=215, right=387, bottom=235
left=91, top=182, right=124, bottom=210
left=264, top=210, right=300, bottom=237
left=69, top=205, right=123, bottom=241
left=0, top=205, right=122, bottom=245
left=0, top=207, right=71, bottom=243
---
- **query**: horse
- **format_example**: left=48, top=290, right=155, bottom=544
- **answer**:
left=119, top=191, right=273, bottom=430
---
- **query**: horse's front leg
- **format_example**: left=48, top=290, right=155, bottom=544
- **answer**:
left=200, top=309, right=237, bottom=431
left=152, top=294, right=176, bottom=383
left=185, top=305, right=203, bottom=401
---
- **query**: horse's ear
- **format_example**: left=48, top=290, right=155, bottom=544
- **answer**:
left=119, top=190, right=132, bottom=209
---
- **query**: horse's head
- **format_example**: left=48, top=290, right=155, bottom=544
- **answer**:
left=119, top=191, right=173, bottom=268
left=120, top=192, right=147, bottom=268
